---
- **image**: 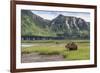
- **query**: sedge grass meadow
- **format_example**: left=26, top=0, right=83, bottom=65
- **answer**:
left=21, top=40, right=90, bottom=61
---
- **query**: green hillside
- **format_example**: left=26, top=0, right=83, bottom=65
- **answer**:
left=21, top=10, right=90, bottom=39
left=21, top=10, right=56, bottom=37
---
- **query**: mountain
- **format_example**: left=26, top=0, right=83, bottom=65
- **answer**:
left=49, top=14, right=90, bottom=38
left=21, top=10, right=56, bottom=36
left=21, top=10, right=90, bottom=39
left=50, top=14, right=89, bottom=32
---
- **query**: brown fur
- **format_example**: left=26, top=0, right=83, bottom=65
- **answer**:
left=65, top=42, right=78, bottom=51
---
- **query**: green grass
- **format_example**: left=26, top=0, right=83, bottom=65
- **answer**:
left=21, top=40, right=90, bottom=60
left=22, top=44, right=65, bottom=55
left=22, top=39, right=89, bottom=43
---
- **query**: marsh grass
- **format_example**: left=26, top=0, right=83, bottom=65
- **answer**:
left=22, top=40, right=89, bottom=44
left=21, top=40, right=90, bottom=60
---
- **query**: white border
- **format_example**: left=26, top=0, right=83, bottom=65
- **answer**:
left=16, top=5, right=95, bottom=69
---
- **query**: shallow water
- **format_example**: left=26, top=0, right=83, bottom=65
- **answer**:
left=21, top=43, right=35, bottom=47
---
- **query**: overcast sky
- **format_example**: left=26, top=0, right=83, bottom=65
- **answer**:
left=32, top=10, right=90, bottom=22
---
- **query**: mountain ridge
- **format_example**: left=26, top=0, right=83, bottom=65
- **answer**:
left=21, top=10, right=90, bottom=39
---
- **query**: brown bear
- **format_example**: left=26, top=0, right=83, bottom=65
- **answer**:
left=65, top=42, right=78, bottom=51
